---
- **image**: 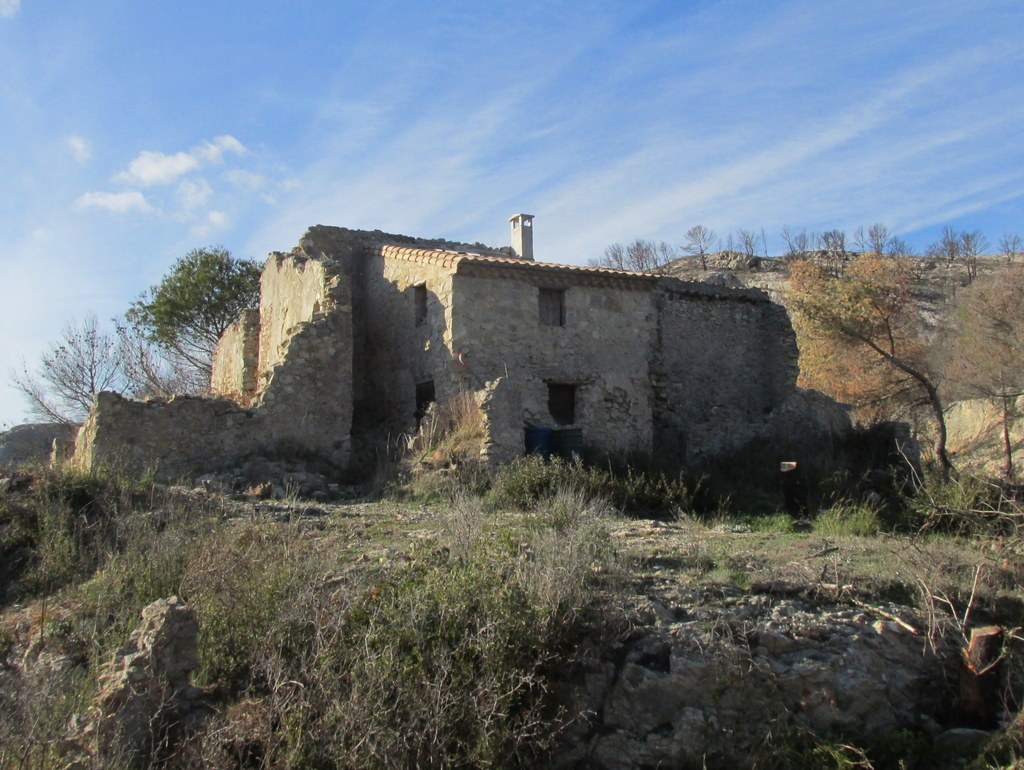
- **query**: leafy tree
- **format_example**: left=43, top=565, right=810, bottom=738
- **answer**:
left=590, top=238, right=676, bottom=272
left=682, top=225, right=716, bottom=271
left=947, top=266, right=1024, bottom=477
left=788, top=254, right=954, bottom=474
left=9, top=314, right=131, bottom=425
left=128, top=246, right=260, bottom=380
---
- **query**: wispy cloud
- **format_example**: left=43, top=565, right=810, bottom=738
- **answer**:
left=176, top=178, right=213, bottom=211
left=0, top=0, right=19, bottom=18
left=113, top=135, right=246, bottom=187
left=66, top=135, right=91, bottom=162
left=74, top=190, right=152, bottom=214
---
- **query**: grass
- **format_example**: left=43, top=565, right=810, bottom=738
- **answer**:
left=813, top=502, right=883, bottom=537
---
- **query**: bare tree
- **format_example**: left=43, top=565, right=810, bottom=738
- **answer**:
left=852, top=223, right=892, bottom=255
left=780, top=226, right=812, bottom=260
left=959, top=229, right=989, bottom=284
left=999, top=233, right=1022, bottom=264
left=736, top=229, right=759, bottom=262
left=116, top=320, right=209, bottom=398
left=927, top=225, right=961, bottom=266
left=591, top=238, right=677, bottom=273
left=9, top=315, right=132, bottom=425
left=683, top=225, right=717, bottom=271
left=818, top=229, right=849, bottom=276
left=887, top=236, right=914, bottom=258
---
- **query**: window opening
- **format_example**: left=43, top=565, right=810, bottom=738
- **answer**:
left=547, top=383, right=576, bottom=425
left=415, top=380, right=436, bottom=422
left=539, top=288, right=565, bottom=327
left=414, top=284, right=428, bottom=326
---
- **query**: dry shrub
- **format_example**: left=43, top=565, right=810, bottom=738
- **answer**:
left=194, top=486, right=621, bottom=768
left=413, top=391, right=485, bottom=462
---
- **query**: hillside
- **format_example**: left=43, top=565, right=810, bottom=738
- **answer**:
left=2, top=457, right=1023, bottom=768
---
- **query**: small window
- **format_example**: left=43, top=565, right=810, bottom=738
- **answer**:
left=539, top=288, right=565, bottom=327
left=415, top=380, right=435, bottom=422
left=414, top=284, right=428, bottom=326
left=548, top=383, right=576, bottom=425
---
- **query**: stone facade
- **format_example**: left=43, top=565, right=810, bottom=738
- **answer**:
left=73, top=223, right=848, bottom=478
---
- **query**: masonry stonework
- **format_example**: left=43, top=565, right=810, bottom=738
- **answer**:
left=74, top=222, right=848, bottom=478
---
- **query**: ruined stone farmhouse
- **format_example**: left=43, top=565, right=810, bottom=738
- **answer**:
left=73, top=215, right=848, bottom=478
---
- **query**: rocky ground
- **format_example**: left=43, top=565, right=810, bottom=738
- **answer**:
left=3, top=483, right=1021, bottom=768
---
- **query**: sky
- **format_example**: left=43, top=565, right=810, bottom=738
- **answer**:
left=1, top=0, right=1023, bottom=426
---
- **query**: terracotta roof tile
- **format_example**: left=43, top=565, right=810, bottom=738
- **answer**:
left=376, top=243, right=658, bottom=283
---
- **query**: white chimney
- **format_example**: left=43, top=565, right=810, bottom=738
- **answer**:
left=509, top=213, right=534, bottom=260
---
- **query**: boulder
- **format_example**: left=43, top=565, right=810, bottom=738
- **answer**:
left=68, top=597, right=204, bottom=766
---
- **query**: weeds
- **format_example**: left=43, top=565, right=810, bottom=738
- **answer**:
left=813, top=502, right=883, bottom=537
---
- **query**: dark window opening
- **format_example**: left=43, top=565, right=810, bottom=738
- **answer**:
left=539, top=288, right=565, bottom=327
left=415, top=380, right=435, bottom=422
left=548, top=383, right=576, bottom=425
left=414, top=284, right=428, bottom=326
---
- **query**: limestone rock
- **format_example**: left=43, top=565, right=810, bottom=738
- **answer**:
left=69, top=597, right=203, bottom=766
left=0, top=423, right=75, bottom=467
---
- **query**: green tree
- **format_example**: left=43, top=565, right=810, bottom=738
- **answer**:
left=128, top=246, right=260, bottom=381
left=789, top=254, right=954, bottom=475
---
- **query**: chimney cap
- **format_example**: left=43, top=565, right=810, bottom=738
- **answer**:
left=509, top=213, right=534, bottom=223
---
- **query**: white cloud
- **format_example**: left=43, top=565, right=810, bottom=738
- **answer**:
left=176, top=178, right=213, bottom=210
left=191, top=209, right=229, bottom=236
left=115, top=150, right=200, bottom=187
left=113, top=135, right=247, bottom=187
left=66, top=135, right=92, bottom=162
left=0, top=0, right=19, bottom=18
left=194, top=135, right=246, bottom=162
left=226, top=169, right=266, bottom=191
left=75, top=190, right=152, bottom=213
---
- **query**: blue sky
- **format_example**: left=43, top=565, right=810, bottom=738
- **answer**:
left=1, top=0, right=1022, bottom=426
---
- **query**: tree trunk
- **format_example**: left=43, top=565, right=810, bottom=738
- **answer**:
left=924, top=379, right=954, bottom=476
left=1002, top=396, right=1014, bottom=479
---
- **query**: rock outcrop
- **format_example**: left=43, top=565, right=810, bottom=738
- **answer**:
left=0, top=423, right=75, bottom=467
left=68, top=597, right=204, bottom=766
left=561, top=590, right=951, bottom=768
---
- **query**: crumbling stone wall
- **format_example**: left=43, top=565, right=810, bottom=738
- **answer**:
left=210, top=309, right=259, bottom=404
left=451, top=268, right=657, bottom=459
left=74, top=256, right=354, bottom=478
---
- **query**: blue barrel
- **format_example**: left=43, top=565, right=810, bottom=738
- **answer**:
left=524, top=427, right=554, bottom=458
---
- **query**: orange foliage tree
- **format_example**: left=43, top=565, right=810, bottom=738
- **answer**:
left=788, top=254, right=953, bottom=474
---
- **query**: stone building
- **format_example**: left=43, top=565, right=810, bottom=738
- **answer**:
left=73, top=216, right=848, bottom=478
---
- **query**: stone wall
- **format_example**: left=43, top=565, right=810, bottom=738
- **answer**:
left=652, top=281, right=804, bottom=466
left=74, top=255, right=354, bottom=478
left=210, top=309, right=260, bottom=404
left=451, top=269, right=657, bottom=459
left=359, top=250, right=457, bottom=439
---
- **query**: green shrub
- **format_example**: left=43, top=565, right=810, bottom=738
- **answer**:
left=184, top=522, right=307, bottom=690
left=484, top=455, right=696, bottom=516
left=912, top=469, right=1020, bottom=536
left=813, top=502, right=882, bottom=537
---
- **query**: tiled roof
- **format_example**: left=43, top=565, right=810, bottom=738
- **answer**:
left=376, top=244, right=659, bottom=286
